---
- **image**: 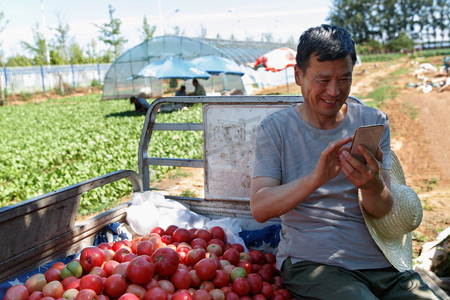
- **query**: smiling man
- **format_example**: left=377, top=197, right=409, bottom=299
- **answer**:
left=250, top=25, right=441, bottom=299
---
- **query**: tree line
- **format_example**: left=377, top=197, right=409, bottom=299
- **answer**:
left=0, top=5, right=156, bottom=67
left=1, top=1, right=449, bottom=67
left=327, top=0, right=450, bottom=54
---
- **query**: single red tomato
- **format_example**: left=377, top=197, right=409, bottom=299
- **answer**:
left=252, top=294, right=266, bottom=300
left=127, top=255, right=156, bottom=285
left=187, top=248, right=206, bottom=267
left=112, top=241, right=130, bottom=252
left=80, top=247, right=106, bottom=272
left=25, top=273, right=47, bottom=293
left=193, top=289, right=211, bottom=300
left=208, top=227, right=226, bottom=243
left=158, top=279, right=175, bottom=295
left=90, top=266, right=107, bottom=278
left=207, top=239, right=225, bottom=251
left=123, top=253, right=138, bottom=263
left=125, top=283, right=146, bottom=300
left=232, top=277, right=250, bottom=296
left=260, top=282, right=273, bottom=300
left=194, top=258, right=217, bottom=281
left=104, top=274, right=127, bottom=298
left=28, top=291, right=44, bottom=300
left=212, top=270, right=230, bottom=288
left=165, top=225, right=179, bottom=236
left=61, top=276, right=78, bottom=290
left=79, top=274, right=103, bottom=295
left=220, top=287, right=232, bottom=295
left=98, top=242, right=113, bottom=250
left=114, top=247, right=132, bottom=263
left=172, top=289, right=193, bottom=300
left=247, top=273, right=263, bottom=295
left=44, top=268, right=61, bottom=282
left=172, top=228, right=192, bottom=243
left=206, top=244, right=223, bottom=257
left=117, top=293, right=140, bottom=300
left=161, top=235, right=174, bottom=245
left=144, top=287, right=168, bottom=300
left=103, top=260, right=120, bottom=277
left=137, top=241, right=155, bottom=256
left=188, top=270, right=202, bottom=289
left=199, top=280, right=215, bottom=292
left=190, top=238, right=207, bottom=250
left=225, top=292, right=239, bottom=300
left=42, top=280, right=64, bottom=299
left=75, top=288, right=97, bottom=300
left=230, top=244, right=245, bottom=253
left=170, top=268, right=191, bottom=290
left=264, top=253, right=276, bottom=265
left=209, top=289, right=225, bottom=300
left=249, top=251, right=267, bottom=266
left=151, top=247, right=180, bottom=277
left=4, top=285, right=29, bottom=300
left=277, top=289, right=291, bottom=300
left=149, top=236, right=164, bottom=251
left=51, top=262, right=66, bottom=272
left=151, top=226, right=166, bottom=236
left=194, top=229, right=212, bottom=242
left=258, top=265, right=273, bottom=283
left=222, top=248, right=240, bottom=265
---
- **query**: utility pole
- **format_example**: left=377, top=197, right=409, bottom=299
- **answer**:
left=40, top=0, right=50, bottom=65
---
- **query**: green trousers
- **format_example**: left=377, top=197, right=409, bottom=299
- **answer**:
left=281, top=258, right=443, bottom=300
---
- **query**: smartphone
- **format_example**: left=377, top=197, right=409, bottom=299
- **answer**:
left=350, top=124, right=385, bottom=163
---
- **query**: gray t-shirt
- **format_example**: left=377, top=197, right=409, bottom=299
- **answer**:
left=252, top=100, right=392, bottom=270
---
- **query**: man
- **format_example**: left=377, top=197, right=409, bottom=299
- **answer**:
left=250, top=25, right=441, bottom=299
left=175, top=85, right=187, bottom=96
left=130, top=95, right=150, bottom=114
left=188, top=78, right=206, bottom=96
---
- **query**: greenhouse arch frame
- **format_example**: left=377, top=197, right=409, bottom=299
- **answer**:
left=101, top=36, right=296, bottom=100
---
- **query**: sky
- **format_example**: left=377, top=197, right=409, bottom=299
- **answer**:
left=0, top=0, right=332, bottom=58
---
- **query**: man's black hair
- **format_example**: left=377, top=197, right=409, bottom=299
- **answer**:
left=130, top=96, right=137, bottom=103
left=296, top=24, right=357, bottom=74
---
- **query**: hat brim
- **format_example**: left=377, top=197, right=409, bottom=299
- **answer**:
left=360, top=151, right=422, bottom=272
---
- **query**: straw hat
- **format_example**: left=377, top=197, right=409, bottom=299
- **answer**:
left=359, top=151, right=423, bottom=272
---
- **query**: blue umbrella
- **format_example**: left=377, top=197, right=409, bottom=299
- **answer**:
left=190, top=55, right=244, bottom=76
left=135, top=57, right=211, bottom=80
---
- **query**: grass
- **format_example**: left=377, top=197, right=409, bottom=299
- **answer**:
left=179, top=189, right=198, bottom=198
left=400, top=102, right=419, bottom=120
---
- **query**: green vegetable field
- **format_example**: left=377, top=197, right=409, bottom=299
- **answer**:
left=0, top=95, right=203, bottom=214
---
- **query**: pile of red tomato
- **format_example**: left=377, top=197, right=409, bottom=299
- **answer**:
left=4, top=225, right=293, bottom=300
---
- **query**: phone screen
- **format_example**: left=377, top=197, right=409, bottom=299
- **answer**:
left=350, top=124, right=385, bottom=163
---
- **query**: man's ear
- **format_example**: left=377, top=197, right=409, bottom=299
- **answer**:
left=294, top=65, right=303, bottom=86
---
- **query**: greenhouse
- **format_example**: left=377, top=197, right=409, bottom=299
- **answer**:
left=101, top=36, right=296, bottom=100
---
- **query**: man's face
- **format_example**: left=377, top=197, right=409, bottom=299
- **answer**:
left=294, top=54, right=353, bottom=122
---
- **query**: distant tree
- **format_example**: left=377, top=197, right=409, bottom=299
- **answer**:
left=385, top=31, right=414, bottom=52
left=0, top=11, right=9, bottom=63
left=85, top=39, right=100, bottom=63
left=95, top=5, right=128, bottom=61
left=327, top=0, right=449, bottom=47
left=216, top=33, right=222, bottom=40
left=139, top=16, right=156, bottom=41
left=20, top=23, right=48, bottom=65
left=0, top=10, right=9, bottom=105
left=5, top=54, right=33, bottom=66
left=199, top=25, right=207, bottom=38
left=171, top=26, right=184, bottom=36
left=261, top=32, right=274, bottom=43
left=69, top=43, right=85, bottom=64
left=52, top=16, right=72, bottom=64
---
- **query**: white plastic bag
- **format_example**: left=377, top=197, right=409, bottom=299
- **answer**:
left=125, top=191, right=162, bottom=235
left=205, top=218, right=248, bottom=252
left=125, top=190, right=210, bottom=235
